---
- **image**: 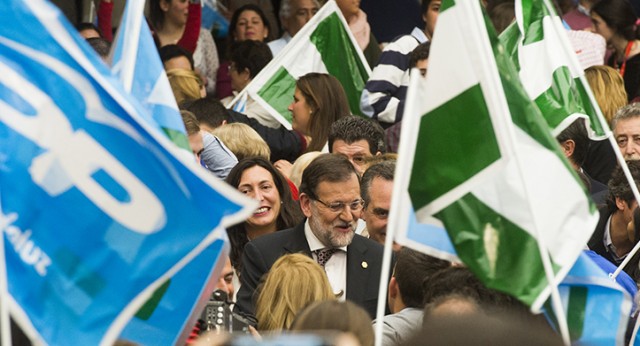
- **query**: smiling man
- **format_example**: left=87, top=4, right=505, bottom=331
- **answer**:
left=234, top=154, right=387, bottom=323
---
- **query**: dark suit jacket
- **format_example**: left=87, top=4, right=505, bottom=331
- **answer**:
left=234, top=222, right=389, bottom=322
left=587, top=207, right=616, bottom=265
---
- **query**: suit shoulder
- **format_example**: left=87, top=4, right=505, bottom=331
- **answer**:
left=247, top=226, right=300, bottom=247
left=353, top=234, right=385, bottom=253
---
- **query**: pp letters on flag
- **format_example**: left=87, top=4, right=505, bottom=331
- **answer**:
left=0, top=1, right=254, bottom=345
left=393, top=0, right=597, bottom=310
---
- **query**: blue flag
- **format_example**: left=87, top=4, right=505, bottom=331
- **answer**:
left=110, top=0, right=190, bottom=150
left=0, top=1, right=254, bottom=345
left=545, top=252, right=632, bottom=345
left=119, top=240, right=229, bottom=345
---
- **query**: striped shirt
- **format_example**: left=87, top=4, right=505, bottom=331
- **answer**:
left=360, top=27, right=428, bottom=125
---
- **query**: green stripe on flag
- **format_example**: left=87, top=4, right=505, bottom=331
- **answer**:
left=409, top=83, right=501, bottom=209
left=134, top=279, right=171, bottom=320
left=256, top=67, right=297, bottom=123
left=567, top=286, right=587, bottom=341
left=440, top=0, right=455, bottom=13
left=436, top=193, right=551, bottom=307
left=162, top=127, right=191, bottom=151
left=310, top=12, right=369, bottom=116
left=532, top=67, right=597, bottom=131
left=494, top=48, right=596, bottom=208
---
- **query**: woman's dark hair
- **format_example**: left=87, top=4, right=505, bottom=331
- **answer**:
left=158, top=44, right=195, bottom=70
left=591, top=0, right=640, bottom=41
left=230, top=40, right=273, bottom=79
left=149, top=0, right=166, bottom=31
left=225, top=157, right=303, bottom=271
left=229, top=4, right=271, bottom=43
left=76, top=22, right=103, bottom=37
left=296, top=73, right=351, bottom=152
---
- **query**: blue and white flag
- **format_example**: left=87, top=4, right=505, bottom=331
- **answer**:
left=0, top=1, right=255, bottom=345
left=119, top=240, right=228, bottom=345
left=546, top=252, right=632, bottom=345
left=110, top=0, right=190, bottom=150
left=393, top=204, right=459, bottom=262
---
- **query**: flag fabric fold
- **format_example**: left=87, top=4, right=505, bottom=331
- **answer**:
left=227, top=0, right=371, bottom=128
left=390, top=0, right=598, bottom=312
left=499, top=0, right=607, bottom=139
left=545, top=252, right=631, bottom=345
left=0, top=1, right=255, bottom=345
left=109, top=0, right=190, bottom=150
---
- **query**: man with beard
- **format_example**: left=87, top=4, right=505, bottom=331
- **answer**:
left=234, top=154, right=386, bottom=323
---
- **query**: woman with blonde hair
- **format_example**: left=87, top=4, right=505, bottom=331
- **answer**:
left=585, top=65, right=628, bottom=126
left=212, top=123, right=271, bottom=161
left=583, top=65, right=628, bottom=185
left=167, top=68, right=205, bottom=104
left=255, top=253, right=335, bottom=332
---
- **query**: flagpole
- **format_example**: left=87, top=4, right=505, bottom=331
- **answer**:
left=479, top=1, right=570, bottom=343
left=0, top=198, right=12, bottom=346
left=538, top=0, right=640, bottom=280
left=373, top=214, right=395, bottom=346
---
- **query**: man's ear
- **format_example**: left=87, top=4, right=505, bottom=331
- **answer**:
left=389, top=276, right=399, bottom=299
left=560, top=139, right=575, bottom=159
left=616, top=196, right=628, bottom=211
left=300, top=193, right=313, bottom=218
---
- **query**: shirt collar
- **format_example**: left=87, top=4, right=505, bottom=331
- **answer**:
left=411, top=27, right=429, bottom=44
left=604, top=215, right=627, bottom=263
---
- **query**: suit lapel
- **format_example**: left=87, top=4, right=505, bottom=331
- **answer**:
left=282, top=222, right=312, bottom=257
left=345, top=235, right=370, bottom=301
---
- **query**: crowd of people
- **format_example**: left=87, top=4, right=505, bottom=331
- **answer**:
left=69, top=0, right=640, bottom=345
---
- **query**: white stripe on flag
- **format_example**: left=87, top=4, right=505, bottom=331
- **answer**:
left=518, top=16, right=583, bottom=100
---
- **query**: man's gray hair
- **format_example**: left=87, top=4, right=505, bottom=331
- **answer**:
left=279, top=0, right=321, bottom=19
left=612, top=103, right=640, bottom=130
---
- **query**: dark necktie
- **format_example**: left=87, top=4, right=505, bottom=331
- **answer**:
left=315, top=248, right=337, bottom=267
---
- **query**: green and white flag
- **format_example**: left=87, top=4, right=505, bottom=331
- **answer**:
left=391, top=0, right=598, bottom=310
left=227, top=0, right=371, bottom=129
left=499, top=0, right=606, bottom=139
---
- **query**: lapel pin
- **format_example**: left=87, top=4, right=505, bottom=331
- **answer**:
left=361, top=261, right=368, bottom=269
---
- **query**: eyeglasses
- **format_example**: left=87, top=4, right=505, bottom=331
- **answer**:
left=313, top=198, right=364, bottom=213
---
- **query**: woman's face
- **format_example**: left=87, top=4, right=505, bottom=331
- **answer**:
left=336, top=0, right=360, bottom=19
left=591, top=12, right=615, bottom=45
left=162, top=0, right=189, bottom=26
left=234, top=10, right=269, bottom=42
left=423, top=0, right=441, bottom=39
left=288, top=87, right=312, bottom=134
left=238, top=166, right=282, bottom=232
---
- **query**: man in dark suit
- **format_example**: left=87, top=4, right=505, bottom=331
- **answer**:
left=234, top=154, right=387, bottom=322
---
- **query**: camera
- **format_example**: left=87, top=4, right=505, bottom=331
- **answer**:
left=199, top=289, right=252, bottom=334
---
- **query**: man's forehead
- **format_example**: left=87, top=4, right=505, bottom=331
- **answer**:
left=615, top=116, right=640, bottom=133
left=332, top=139, right=372, bottom=154
left=316, top=176, right=360, bottom=194
left=292, top=0, right=317, bottom=10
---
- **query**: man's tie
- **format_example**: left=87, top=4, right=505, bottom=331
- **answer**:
left=315, top=248, right=337, bottom=267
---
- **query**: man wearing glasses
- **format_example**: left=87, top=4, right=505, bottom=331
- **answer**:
left=235, top=154, right=387, bottom=322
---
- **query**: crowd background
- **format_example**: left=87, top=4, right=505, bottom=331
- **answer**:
left=31, top=0, right=640, bottom=344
